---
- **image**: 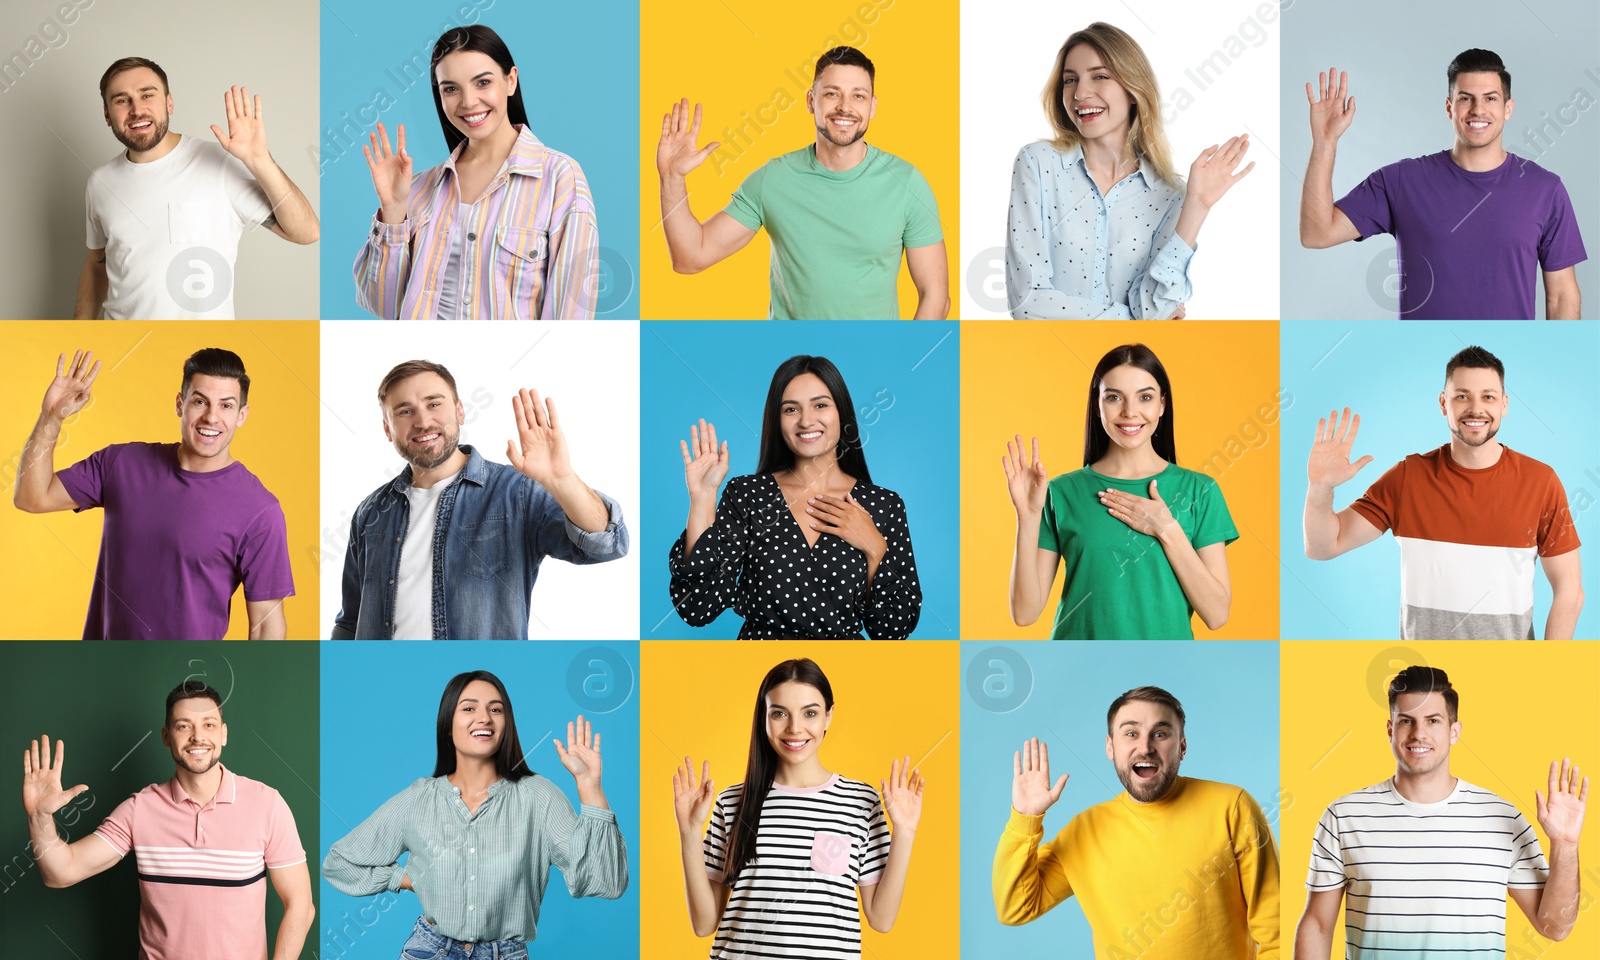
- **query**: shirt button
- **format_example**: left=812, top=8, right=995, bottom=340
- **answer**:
left=371, top=227, right=379, bottom=236
left=469, top=875, right=475, bottom=881
left=469, top=905, right=475, bottom=911
left=469, top=848, right=475, bottom=854
left=467, top=232, right=477, bottom=242
left=394, top=536, right=401, bottom=543
left=388, top=578, right=394, bottom=585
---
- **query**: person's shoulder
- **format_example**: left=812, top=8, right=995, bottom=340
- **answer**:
left=353, top=472, right=403, bottom=516
left=1450, top=778, right=1521, bottom=812
left=1015, top=139, right=1064, bottom=166
left=1506, top=153, right=1565, bottom=187
left=1323, top=779, right=1396, bottom=813
left=852, top=482, right=904, bottom=508
left=1178, top=776, right=1253, bottom=804
left=723, top=473, right=765, bottom=496
left=1164, top=462, right=1224, bottom=491
left=1047, top=466, right=1095, bottom=492
left=832, top=774, right=880, bottom=799
left=225, top=460, right=281, bottom=501
left=868, top=144, right=926, bottom=178
left=1499, top=445, right=1560, bottom=479
left=716, top=782, right=748, bottom=807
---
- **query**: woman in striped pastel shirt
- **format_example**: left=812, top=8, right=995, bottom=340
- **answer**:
left=322, top=670, right=628, bottom=958
left=672, top=658, right=925, bottom=960
left=356, top=25, right=600, bottom=319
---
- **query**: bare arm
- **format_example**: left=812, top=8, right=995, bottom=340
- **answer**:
left=1293, top=887, right=1345, bottom=959
left=246, top=599, right=288, bottom=641
left=211, top=85, right=319, bottom=244
left=1299, top=69, right=1362, bottom=249
left=1509, top=759, right=1586, bottom=941
left=906, top=242, right=950, bottom=319
left=1303, top=408, right=1383, bottom=560
left=73, top=248, right=107, bottom=319
left=1544, top=266, right=1581, bottom=320
left=858, top=757, right=923, bottom=932
left=657, top=100, right=758, bottom=274
left=23, top=736, right=121, bottom=888
left=16, top=351, right=99, bottom=514
left=1003, top=436, right=1060, bottom=626
left=673, top=757, right=731, bottom=937
left=1172, top=135, right=1255, bottom=249
left=267, top=862, right=316, bottom=960
left=1542, top=549, right=1583, bottom=640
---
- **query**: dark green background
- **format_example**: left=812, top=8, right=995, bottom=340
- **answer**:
left=0, top=642, right=320, bottom=958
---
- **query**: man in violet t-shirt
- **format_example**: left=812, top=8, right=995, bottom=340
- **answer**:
left=12, top=347, right=294, bottom=639
left=1298, top=48, right=1585, bottom=319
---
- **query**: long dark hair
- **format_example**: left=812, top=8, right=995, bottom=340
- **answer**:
left=430, top=25, right=531, bottom=156
left=755, top=356, right=871, bottom=483
left=725, top=659, right=835, bottom=885
left=433, top=670, right=529, bottom=781
left=1082, top=343, right=1177, bottom=467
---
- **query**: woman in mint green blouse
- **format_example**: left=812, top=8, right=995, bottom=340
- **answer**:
left=321, top=670, right=628, bottom=958
left=1003, top=343, right=1238, bottom=639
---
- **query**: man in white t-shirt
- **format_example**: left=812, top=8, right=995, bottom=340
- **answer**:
left=78, top=56, right=320, bottom=319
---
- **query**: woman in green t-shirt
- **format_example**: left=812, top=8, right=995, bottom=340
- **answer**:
left=1002, top=343, right=1238, bottom=639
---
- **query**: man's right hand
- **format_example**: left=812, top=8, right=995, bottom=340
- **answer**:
left=1307, top=68, right=1356, bottom=146
left=23, top=736, right=88, bottom=819
left=42, top=351, right=100, bottom=424
left=1307, top=407, right=1374, bottom=490
left=657, top=99, right=720, bottom=179
left=1012, top=737, right=1068, bottom=817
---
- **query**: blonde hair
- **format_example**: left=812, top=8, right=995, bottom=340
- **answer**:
left=1041, top=23, right=1178, bottom=187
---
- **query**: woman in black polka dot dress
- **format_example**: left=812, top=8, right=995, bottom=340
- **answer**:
left=668, top=355, right=922, bottom=639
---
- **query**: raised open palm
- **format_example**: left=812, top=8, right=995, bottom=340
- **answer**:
left=657, top=99, right=720, bottom=179
left=507, top=388, right=571, bottom=486
left=673, top=756, right=716, bottom=832
left=1535, top=758, right=1587, bottom=845
left=1003, top=435, right=1049, bottom=515
left=210, top=85, right=269, bottom=162
left=362, top=121, right=414, bottom=218
left=1307, top=68, right=1356, bottom=145
left=881, top=755, right=925, bottom=833
left=1186, top=135, right=1254, bottom=209
left=682, top=419, right=729, bottom=502
left=1012, top=738, right=1068, bottom=816
left=23, top=736, right=87, bottom=818
left=1308, top=407, right=1373, bottom=488
left=553, top=716, right=602, bottom=789
left=42, top=351, right=100, bottom=421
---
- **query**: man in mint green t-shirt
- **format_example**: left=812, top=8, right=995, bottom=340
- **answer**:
left=656, top=45, right=949, bottom=320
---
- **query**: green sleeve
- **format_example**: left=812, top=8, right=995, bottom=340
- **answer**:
left=1038, top=482, right=1061, bottom=552
left=1191, top=475, right=1240, bottom=550
left=901, top=165, right=943, bottom=248
left=723, top=161, right=769, bottom=231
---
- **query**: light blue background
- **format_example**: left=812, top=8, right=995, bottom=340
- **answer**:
left=957, top=641, right=1282, bottom=958
left=317, top=642, right=639, bottom=959
left=1279, top=321, right=1600, bottom=639
left=318, top=0, right=640, bottom=318
left=639, top=321, right=961, bottom=639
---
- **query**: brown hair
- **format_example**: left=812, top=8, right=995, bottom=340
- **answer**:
left=1388, top=666, right=1458, bottom=723
left=1106, top=685, right=1186, bottom=734
left=100, top=56, right=169, bottom=105
left=1041, top=23, right=1177, bottom=187
left=378, top=360, right=459, bottom=405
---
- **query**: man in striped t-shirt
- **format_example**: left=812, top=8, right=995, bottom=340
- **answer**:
left=1294, top=666, right=1587, bottom=957
left=22, top=680, right=314, bottom=960
left=1304, top=345, right=1583, bottom=639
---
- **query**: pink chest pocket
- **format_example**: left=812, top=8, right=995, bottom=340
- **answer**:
left=809, top=830, right=853, bottom=876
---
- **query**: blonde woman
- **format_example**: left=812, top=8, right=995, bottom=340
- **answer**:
left=1006, top=23, right=1254, bottom=319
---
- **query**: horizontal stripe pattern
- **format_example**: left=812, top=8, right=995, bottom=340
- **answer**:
left=133, top=844, right=266, bottom=881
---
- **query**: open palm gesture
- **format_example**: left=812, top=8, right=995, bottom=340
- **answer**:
left=23, top=736, right=87, bottom=819
left=673, top=756, right=716, bottom=833
left=657, top=99, right=721, bottom=179
left=881, top=755, right=925, bottom=833
left=1012, top=738, right=1068, bottom=816
left=362, top=121, right=413, bottom=220
left=42, top=351, right=100, bottom=422
left=1536, top=758, right=1588, bottom=845
left=682, top=418, right=729, bottom=504
left=1003, top=435, right=1049, bottom=516
left=507, top=388, right=572, bottom=486
left=210, top=86, right=269, bottom=162
left=1186, top=135, right=1254, bottom=209
left=1307, top=68, right=1356, bottom=145
left=1308, top=407, right=1374, bottom=489
left=553, top=716, right=602, bottom=790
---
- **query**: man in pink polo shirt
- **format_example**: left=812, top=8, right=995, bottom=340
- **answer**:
left=22, top=681, right=314, bottom=960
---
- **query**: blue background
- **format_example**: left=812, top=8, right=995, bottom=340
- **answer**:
left=318, top=0, right=640, bottom=318
left=639, top=320, right=961, bottom=639
left=957, top=641, right=1282, bottom=958
left=318, top=642, right=639, bottom=959
left=1279, top=321, right=1600, bottom=639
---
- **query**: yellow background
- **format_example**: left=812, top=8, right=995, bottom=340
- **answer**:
left=1280, top=642, right=1600, bottom=957
left=960, top=321, right=1281, bottom=640
left=0, top=322, right=321, bottom=640
left=639, top=641, right=960, bottom=957
left=639, top=0, right=959, bottom=319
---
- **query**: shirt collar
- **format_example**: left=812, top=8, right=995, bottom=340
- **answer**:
left=1060, top=143, right=1155, bottom=190
left=442, top=124, right=547, bottom=181
left=389, top=444, right=488, bottom=495
left=164, top=763, right=235, bottom=807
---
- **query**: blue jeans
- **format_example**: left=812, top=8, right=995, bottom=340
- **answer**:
left=400, top=917, right=528, bottom=960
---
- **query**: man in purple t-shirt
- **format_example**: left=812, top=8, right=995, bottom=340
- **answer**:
left=1298, top=49, right=1585, bottom=320
left=12, top=348, right=294, bottom=639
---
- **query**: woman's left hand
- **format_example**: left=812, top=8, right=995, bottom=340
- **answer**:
left=807, top=493, right=887, bottom=562
left=1099, top=480, right=1178, bottom=540
left=881, top=755, right=924, bottom=834
left=1185, top=134, right=1254, bottom=210
left=555, top=715, right=602, bottom=789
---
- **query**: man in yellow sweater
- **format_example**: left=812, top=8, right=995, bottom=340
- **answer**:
left=992, top=685, right=1280, bottom=959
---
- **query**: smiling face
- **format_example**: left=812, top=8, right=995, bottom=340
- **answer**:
left=162, top=696, right=226, bottom=776
left=1447, top=71, right=1510, bottom=150
left=1439, top=366, right=1507, bottom=448
left=383, top=371, right=465, bottom=470
left=435, top=50, right=518, bottom=145
left=1062, top=42, right=1134, bottom=144
left=451, top=679, right=505, bottom=763
left=103, top=66, right=172, bottom=153
left=778, top=372, right=840, bottom=461
left=1106, top=700, right=1185, bottom=803
left=175, top=373, right=246, bottom=466
left=764, top=680, right=832, bottom=768
left=1097, top=363, right=1165, bottom=452
left=1389, top=690, right=1459, bottom=778
left=808, top=64, right=875, bottom=148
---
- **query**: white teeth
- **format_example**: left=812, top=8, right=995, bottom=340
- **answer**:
left=197, top=428, right=220, bottom=437
left=463, top=112, right=488, bottom=123
left=1076, top=107, right=1105, bottom=117
left=415, top=433, right=439, bottom=442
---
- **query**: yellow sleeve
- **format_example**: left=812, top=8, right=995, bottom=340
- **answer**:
left=992, top=807, right=1075, bottom=925
left=1230, top=789, right=1282, bottom=960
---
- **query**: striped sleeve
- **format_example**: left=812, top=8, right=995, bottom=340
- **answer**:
left=533, top=777, right=628, bottom=900
left=352, top=211, right=416, bottom=319
left=1507, top=809, right=1550, bottom=888
left=1305, top=802, right=1347, bottom=891
left=704, top=785, right=739, bottom=882
left=321, top=782, right=415, bottom=896
left=539, top=157, right=600, bottom=320
left=857, top=791, right=891, bottom=887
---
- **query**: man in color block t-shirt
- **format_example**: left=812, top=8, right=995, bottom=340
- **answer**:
left=993, top=686, right=1279, bottom=959
left=1304, top=345, right=1582, bottom=639
left=655, top=45, right=949, bottom=319
left=1299, top=48, right=1584, bottom=319
left=22, top=681, right=314, bottom=960
left=1294, top=666, right=1585, bottom=957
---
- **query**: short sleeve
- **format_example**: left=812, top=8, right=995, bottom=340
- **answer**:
left=1508, top=809, right=1550, bottom=888
left=723, top=163, right=770, bottom=232
left=900, top=166, right=943, bottom=249
left=1188, top=475, right=1240, bottom=550
left=1334, top=165, right=1396, bottom=240
left=1305, top=803, right=1347, bottom=891
left=85, top=181, right=106, bottom=249
left=221, top=151, right=274, bottom=226
left=239, top=501, right=296, bottom=602
left=56, top=445, right=115, bottom=513
left=1537, top=469, right=1581, bottom=557
left=264, top=789, right=307, bottom=868
left=857, top=795, right=892, bottom=887
left=92, top=793, right=137, bottom=857
left=703, top=786, right=738, bottom=882
left=1537, top=179, right=1586, bottom=273
left=1349, top=460, right=1405, bottom=534
left=1037, top=480, right=1063, bottom=553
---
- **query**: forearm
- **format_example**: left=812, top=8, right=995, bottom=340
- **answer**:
left=1008, top=512, right=1047, bottom=625
left=683, top=496, right=716, bottom=556
left=1545, top=585, right=1582, bottom=640
left=678, top=831, right=723, bottom=936
left=911, top=281, right=950, bottom=320
left=544, top=474, right=609, bottom=533
left=1537, top=841, right=1581, bottom=939
left=74, top=261, right=106, bottom=320
left=28, top=813, right=80, bottom=887
left=1300, top=142, right=1340, bottom=247
left=1173, top=194, right=1212, bottom=249
left=575, top=782, right=608, bottom=810
left=16, top=414, right=63, bottom=512
left=1547, top=289, right=1581, bottom=321
left=245, top=156, right=320, bottom=243
left=862, top=828, right=916, bottom=932
left=1156, top=527, right=1229, bottom=630
left=269, top=897, right=315, bottom=960
left=1303, top=483, right=1341, bottom=559
left=660, top=174, right=712, bottom=273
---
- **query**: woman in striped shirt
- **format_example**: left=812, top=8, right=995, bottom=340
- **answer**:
left=356, top=25, right=600, bottom=319
left=672, top=658, right=925, bottom=960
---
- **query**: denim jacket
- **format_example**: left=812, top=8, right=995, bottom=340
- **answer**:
left=331, top=445, right=628, bottom=639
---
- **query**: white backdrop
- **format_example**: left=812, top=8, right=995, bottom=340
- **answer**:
left=959, top=0, right=1281, bottom=319
left=318, top=322, right=641, bottom=639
